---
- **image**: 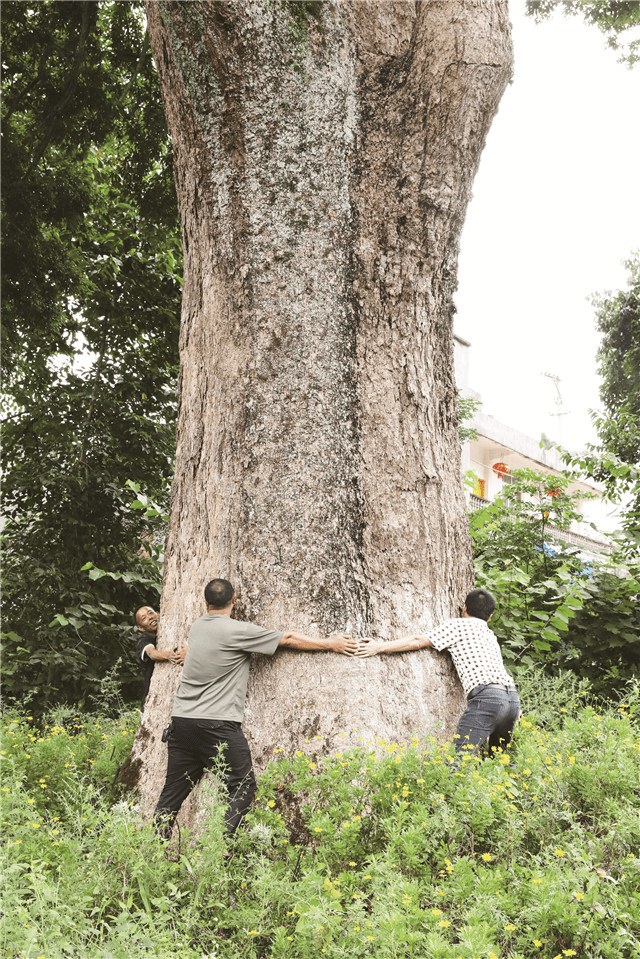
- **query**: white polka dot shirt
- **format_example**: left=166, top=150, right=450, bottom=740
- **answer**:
left=427, top=617, right=515, bottom=697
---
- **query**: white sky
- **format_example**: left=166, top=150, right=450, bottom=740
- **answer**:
left=455, top=2, right=640, bottom=453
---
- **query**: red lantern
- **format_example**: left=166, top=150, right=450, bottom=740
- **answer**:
left=492, top=462, right=510, bottom=478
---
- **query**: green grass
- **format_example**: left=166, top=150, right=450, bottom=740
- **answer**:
left=2, top=677, right=639, bottom=959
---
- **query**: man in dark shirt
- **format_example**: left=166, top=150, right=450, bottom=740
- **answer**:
left=134, top=606, right=186, bottom=710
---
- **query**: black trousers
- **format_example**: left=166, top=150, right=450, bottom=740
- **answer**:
left=154, top=717, right=257, bottom=838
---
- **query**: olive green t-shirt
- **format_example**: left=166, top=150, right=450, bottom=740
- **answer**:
left=171, top=614, right=283, bottom=722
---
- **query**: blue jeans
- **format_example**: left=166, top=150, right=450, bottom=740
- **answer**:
left=154, top=717, right=257, bottom=838
left=454, top=683, right=521, bottom=757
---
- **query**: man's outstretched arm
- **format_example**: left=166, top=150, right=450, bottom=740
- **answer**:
left=143, top=645, right=186, bottom=665
left=355, top=636, right=433, bottom=657
left=279, top=632, right=358, bottom=656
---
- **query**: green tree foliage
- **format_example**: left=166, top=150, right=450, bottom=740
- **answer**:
left=595, top=253, right=640, bottom=422
left=591, top=253, right=640, bottom=516
left=526, top=0, right=640, bottom=66
left=551, top=255, right=640, bottom=550
left=2, top=1, right=179, bottom=376
left=1, top=1, right=182, bottom=709
left=562, top=550, right=640, bottom=694
left=457, top=393, right=481, bottom=444
left=470, top=468, right=640, bottom=696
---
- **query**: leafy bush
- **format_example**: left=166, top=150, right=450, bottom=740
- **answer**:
left=559, top=549, right=640, bottom=694
left=2, top=688, right=639, bottom=959
left=1, top=480, right=167, bottom=713
left=470, top=467, right=640, bottom=697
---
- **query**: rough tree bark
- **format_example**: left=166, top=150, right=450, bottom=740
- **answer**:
left=126, top=0, right=513, bottom=823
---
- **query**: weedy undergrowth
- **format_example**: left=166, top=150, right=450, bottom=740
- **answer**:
left=2, top=679, right=639, bottom=958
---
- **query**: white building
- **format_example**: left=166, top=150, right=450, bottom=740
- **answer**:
left=454, top=335, right=611, bottom=556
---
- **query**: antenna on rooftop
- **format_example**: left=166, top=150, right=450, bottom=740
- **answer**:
left=542, top=372, right=570, bottom=444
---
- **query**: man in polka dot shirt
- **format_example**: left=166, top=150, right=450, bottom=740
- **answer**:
left=356, top=589, right=521, bottom=759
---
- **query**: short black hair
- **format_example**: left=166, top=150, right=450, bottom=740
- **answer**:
left=204, top=578, right=235, bottom=610
left=464, top=588, right=496, bottom=622
left=133, top=606, right=147, bottom=627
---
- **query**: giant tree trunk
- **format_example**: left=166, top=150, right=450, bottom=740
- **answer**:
left=127, top=0, right=513, bottom=820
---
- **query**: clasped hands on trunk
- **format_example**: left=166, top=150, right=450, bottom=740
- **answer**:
left=296, top=634, right=433, bottom=657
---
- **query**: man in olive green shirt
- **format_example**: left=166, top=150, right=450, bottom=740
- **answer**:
left=154, top=578, right=357, bottom=839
